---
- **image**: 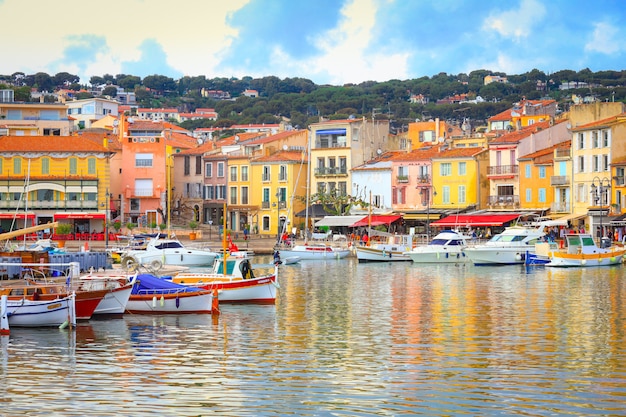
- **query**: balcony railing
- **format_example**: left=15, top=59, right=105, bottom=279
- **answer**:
left=488, top=195, right=519, bottom=206
left=554, top=148, right=571, bottom=159
left=314, top=167, right=348, bottom=176
left=262, top=201, right=270, bottom=209
left=417, top=175, right=431, bottom=183
left=396, top=175, right=409, bottom=183
left=614, top=176, right=625, bottom=186
left=551, top=202, right=571, bottom=213
left=262, top=175, right=270, bottom=182
left=488, top=165, right=519, bottom=176
left=550, top=175, right=570, bottom=186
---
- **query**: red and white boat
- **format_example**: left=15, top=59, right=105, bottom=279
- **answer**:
left=79, top=273, right=137, bottom=316
left=169, top=254, right=279, bottom=304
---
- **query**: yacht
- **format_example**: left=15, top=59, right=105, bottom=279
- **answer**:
left=403, top=230, right=470, bottom=263
left=462, top=225, right=546, bottom=265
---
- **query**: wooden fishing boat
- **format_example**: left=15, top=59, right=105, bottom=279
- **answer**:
left=545, top=233, right=626, bottom=267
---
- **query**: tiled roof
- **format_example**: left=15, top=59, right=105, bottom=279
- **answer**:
left=252, top=150, right=306, bottom=163
left=0, top=136, right=110, bottom=152
left=243, top=129, right=305, bottom=145
left=489, top=120, right=552, bottom=145
left=433, top=147, right=487, bottom=159
left=571, top=112, right=626, bottom=131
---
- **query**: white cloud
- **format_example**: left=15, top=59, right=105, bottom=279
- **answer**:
left=298, top=0, right=410, bottom=84
left=584, top=22, right=621, bottom=55
left=482, top=0, right=546, bottom=42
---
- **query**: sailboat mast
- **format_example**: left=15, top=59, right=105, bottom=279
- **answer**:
left=305, top=130, right=311, bottom=243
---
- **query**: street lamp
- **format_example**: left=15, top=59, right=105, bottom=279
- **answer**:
left=590, top=176, right=611, bottom=241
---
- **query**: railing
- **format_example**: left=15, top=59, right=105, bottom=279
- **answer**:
left=488, top=165, right=519, bottom=175
left=314, top=167, right=348, bottom=176
left=262, top=201, right=270, bottom=209
left=614, top=176, right=625, bottom=186
left=555, top=148, right=570, bottom=158
left=134, top=188, right=154, bottom=197
left=417, top=175, right=431, bottom=183
left=488, top=195, right=519, bottom=206
left=550, top=175, right=570, bottom=186
left=262, top=175, right=270, bottom=182
left=551, top=202, right=571, bottom=212
left=396, top=175, right=409, bottom=183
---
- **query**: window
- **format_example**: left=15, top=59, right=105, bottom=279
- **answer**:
left=440, top=163, right=451, bottom=176
left=525, top=165, right=531, bottom=178
left=87, top=158, right=96, bottom=175
left=241, top=166, right=249, bottom=181
left=458, top=162, right=466, bottom=176
left=262, top=216, right=270, bottom=231
left=538, top=188, right=546, bottom=203
left=603, top=130, right=609, bottom=147
left=442, top=186, right=450, bottom=204
left=184, top=156, right=190, bottom=175
left=84, top=193, right=96, bottom=201
left=69, top=158, right=77, bottom=175
left=136, top=153, right=153, bottom=168
left=576, top=183, right=587, bottom=203
left=263, top=188, right=270, bottom=204
left=217, top=185, right=226, bottom=199
left=317, top=182, right=326, bottom=194
left=458, top=185, right=466, bottom=204
left=241, top=186, right=249, bottom=204
left=135, top=179, right=153, bottom=196
left=205, top=185, right=214, bottom=200
left=538, top=166, right=546, bottom=178
left=578, top=133, right=584, bottom=149
left=338, top=182, right=347, bottom=196
left=262, top=166, right=270, bottom=181
left=41, top=158, right=49, bottom=175
left=230, top=166, right=238, bottom=182
left=578, top=156, right=585, bottom=173
left=130, top=199, right=140, bottom=211
left=592, top=131, right=599, bottom=148
left=279, top=165, right=287, bottom=181
left=419, top=130, right=435, bottom=142
left=526, top=188, right=531, bottom=202
left=230, top=186, right=237, bottom=204
left=217, top=162, right=224, bottom=177
left=37, top=189, right=53, bottom=201
left=603, top=155, right=609, bottom=172
left=67, top=192, right=79, bottom=201
left=195, top=156, right=202, bottom=175
left=13, top=158, right=21, bottom=175
left=593, top=155, right=599, bottom=172
left=278, top=187, right=287, bottom=203
left=205, top=162, right=213, bottom=177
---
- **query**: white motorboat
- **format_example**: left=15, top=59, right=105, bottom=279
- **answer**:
left=120, top=237, right=219, bottom=270
left=277, top=244, right=351, bottom=260
left=355, top=233, right=414, bottom=262
left=79, top=273, right=138, bottom=316
left=404, top=230, right=471, bottom=263
left=462, top=225, right=546, bottom=265
left=545, top=233, right=626, bottom=267
left=2, top=292, right=76, bottom=328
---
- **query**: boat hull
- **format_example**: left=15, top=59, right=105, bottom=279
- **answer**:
left=279, top=245, right=350, bottom=260
left=173, top=274, right=278, bottom=304
left=126, top=291, right=213, bottom=314
left=405, top=248, right=468, bottom=263
left=355, top=246, right=412, bottom=262
left=6, top=296, right=75, bottom=327
left=546, top=250, right=626, bottom=267
left=463, top=247, right=532, bottom=265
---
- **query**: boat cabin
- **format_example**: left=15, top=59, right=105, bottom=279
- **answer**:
left=564, top=233, right=609, bottom=254
left=213, top=257, right=255, bottom=279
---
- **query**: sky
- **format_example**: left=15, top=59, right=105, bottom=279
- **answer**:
left=1, top=0, right=625, bottom=86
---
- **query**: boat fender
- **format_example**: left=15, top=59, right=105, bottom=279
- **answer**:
left=456, top=253, right=460, bottom=259
left=445, top=253, right=449, bottom=258
left=581, top=259, right=587, bottom=266
left=160, top=295, right=165, bottom=307
left=175, top=296, right=180, bottom=309
left=121, top=255, right=139, bottom=271
left=152, top=296, right=157, bottom=308
left=610, top=257, right=616, bottom=263
left=515, top=253, right=522, bottom=261
left=149, top=259, right=163, bottom=271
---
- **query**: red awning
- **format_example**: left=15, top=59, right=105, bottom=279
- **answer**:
left=350, top=214, right=402, bottom=227
left=430, top=213, right=520, bottom=227
left=54, top=212, right=106, bottom=220
left=0, top=213, right=36, bottom=219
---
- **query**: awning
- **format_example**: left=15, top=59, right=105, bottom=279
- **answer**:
left=610, top=213, right=626, bottom=225
left=0, top=213, right=36, bottom=219
left=431, top=213, right=520, bottom=227
left=554, top=212, right=587, bottom=223
left=54, top=212, right=106, bottom=220
left=315, top=215, right=364, bottom=227
left=295, top=204, right=348, bottom=218
left=350, top=214, right=402, bottom=227
left=402, top=213, right=443, bottom=221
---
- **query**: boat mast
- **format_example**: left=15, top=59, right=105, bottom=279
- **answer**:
left=304, top=129, right=311, bottom=243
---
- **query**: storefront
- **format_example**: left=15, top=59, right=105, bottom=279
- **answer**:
left=53, top=212, right=106, bottom=236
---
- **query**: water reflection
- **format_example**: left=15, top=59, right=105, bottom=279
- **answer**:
left=1, top=259, right=625, bottom=416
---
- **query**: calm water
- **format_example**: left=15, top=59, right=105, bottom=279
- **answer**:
left=1, top=258, right=625, bottom=416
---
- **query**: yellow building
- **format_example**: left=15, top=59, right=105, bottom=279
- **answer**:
left=250, top=150, right=307, bottom=239
left=0, top=135, right=113, bottom=234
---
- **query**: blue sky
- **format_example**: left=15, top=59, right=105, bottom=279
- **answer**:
left=1, top=0, right=625, bottom=86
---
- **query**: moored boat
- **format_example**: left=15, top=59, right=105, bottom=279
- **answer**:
left=79, top=273, right=137, bottom=316
left=169, top=255, right=279, bottom=304
left=121, top=237, right=219, bottom=270
left=0, top=287, right=76, bottom=328
left=355, top=233, right=414, bottom=262
left=545, top=233, right=626, bottom=267
left=403, top=230, right=470, bottom=263
left=126, top=274, right=214, bottom=314
left=462, top=225, right=546, bottom=265
left=277, top=244, right=350, bottom=260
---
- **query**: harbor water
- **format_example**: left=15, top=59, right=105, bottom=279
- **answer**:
left=1, top=258, right=625, bottom=416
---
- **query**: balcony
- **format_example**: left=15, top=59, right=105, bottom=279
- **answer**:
left=613, top=176, right=625, bottom=186
left=550, top=175, right=570, bottom=186
left=417, top=175, right=431, bottom=184
left=488, top=165, right=518, bottom=176
left=314, top=167, right=348, bottom=177
left=0, top=200, right=98, bottom=210
left=488, top=195, right=519, bottom=208
left=551, top=202, right=571, bottom=213
left=262, top=201, right=270, bottom=209
left=396, top=175, right=409, bottom=183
